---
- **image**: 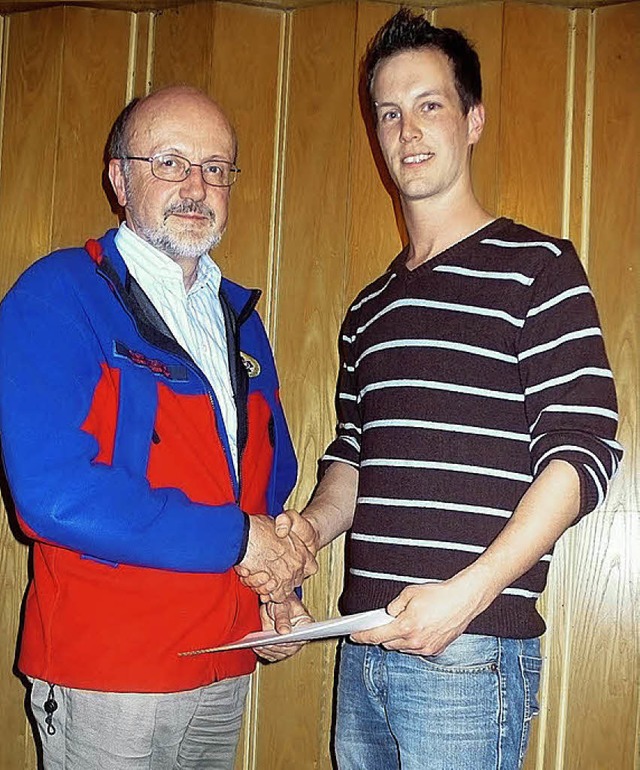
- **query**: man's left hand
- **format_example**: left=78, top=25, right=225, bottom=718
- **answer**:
left=350, top=578, right=483, bottom=657
left=255, top=593, right=314, bottom=663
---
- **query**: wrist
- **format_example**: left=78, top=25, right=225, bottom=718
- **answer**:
left=448, top=562, right=502, bottom=618
left=234, top=512, right=251, bottom=565
left=300, top=510, right=325, bottom=552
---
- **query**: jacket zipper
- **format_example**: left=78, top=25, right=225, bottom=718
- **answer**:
left=97, top=268, right=242, bottom=502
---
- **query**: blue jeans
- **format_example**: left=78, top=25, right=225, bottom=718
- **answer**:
left=335, top=634, right=542, bottom=770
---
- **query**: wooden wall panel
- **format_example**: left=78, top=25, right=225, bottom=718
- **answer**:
left=154, top=2, right=283, bottom=314
left=51, top=7, right=129, bottom=248
left=209, top=9, right=286, bottom=766
left=344, top=1, right=402, bottom=301
left=568, top=8, right=590, bottom=254
left=531, top=11, right=588, bottom=769
left=559, top=4, right=639, bottom=767
left=132, top=10, right=153, bottom=98
left=0, top=10, right=65, bottom=769
left=209, top=4, right=283, bottom=304
left=497, top=2, right=568, bottom=235
left=152, top=2, right=215, bottom=91
left=252, top=5, right=357, bottom=769
left=0, top=8, right=64, bottom=291
left=433, top=2, right=504, bottom=215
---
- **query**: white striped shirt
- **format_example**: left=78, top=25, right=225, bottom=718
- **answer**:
left=115, top=223, right=238, bottom=472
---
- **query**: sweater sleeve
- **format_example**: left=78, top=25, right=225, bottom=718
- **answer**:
left=517, top=243, right=623, bottom=519
left=320, top=310, right=362, bottom=473
left=0, top=269, right=250, bottom=573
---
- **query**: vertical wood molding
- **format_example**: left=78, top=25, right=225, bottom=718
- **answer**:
left=568, top=9, right=589, bottom=254
left=126, top=10, right=138, bottom=102
left=579, top=9, right=596, bottom=272
left=126, top=11, right=153, bottom=97
left=552, top=536, right=573, bottom=769
left=541, top=14, right=577, bottom=770
left=561, top=9, right=577, bottom=239
left=145, top=12, right=155, bottom=92
left=265, top=10, right=292, bottom=345
left=48, top=7, right=65, bottom=252
left=143, top=13, right=158, bottom=96
left=0, top=16, right=8, bottom=183
left=243, top=670, right=259, bottom=770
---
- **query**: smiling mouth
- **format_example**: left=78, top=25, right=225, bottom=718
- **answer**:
left=402, top=153, right=434, bottom=165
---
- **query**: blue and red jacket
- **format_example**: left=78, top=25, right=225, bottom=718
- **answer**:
left=0, top=230, right=297, bottom=692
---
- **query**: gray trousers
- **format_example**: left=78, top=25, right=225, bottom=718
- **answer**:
left=29, top=675, right=250, bottom=770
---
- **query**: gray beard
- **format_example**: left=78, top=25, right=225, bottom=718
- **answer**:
left=134, top=221, right=222, bottom=261
left=124, top=171, right=223, bottom=260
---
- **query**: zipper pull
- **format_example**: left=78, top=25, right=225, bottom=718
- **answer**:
left=44, top=683, right=58, bottom=735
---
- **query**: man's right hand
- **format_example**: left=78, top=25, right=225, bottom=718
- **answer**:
left=234, top=514, right=317, bottom=602
left=274, top=509, right=320, bottom=555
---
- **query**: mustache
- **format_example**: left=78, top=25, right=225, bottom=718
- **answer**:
left=163, top=200, right=216, bottom=222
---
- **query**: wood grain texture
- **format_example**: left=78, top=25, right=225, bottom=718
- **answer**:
left=0, top=8, right=64, bottom=292
left=209, top=4, right=283, bottom=303
left=557, top=4, right=639, bottom=767
left=567, top=8, right=589, bottom=254
left=433, top=2, right=504, bottom=215
left=0, top=0, right=635, bottom=12
left=0, top=9, right=65, bottom=770
left=532, top=13, right=588, bottom=768
left=51, top=6, right=129, bottom=248
left=522, top=10, right=576, bottom=768
left=251, top=5, right=357, bottom=769
left=152, top=1, right=215, bottom=91
left=132, top=10, right=153, bottom=97
left=203, top=7, right=285, bottom=768
left=496, top=2, right=568, bottom=235
left=343, top=1, right=403, bottom=305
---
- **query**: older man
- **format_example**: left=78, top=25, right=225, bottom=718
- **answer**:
left=0, top=86, right=314, bottom=769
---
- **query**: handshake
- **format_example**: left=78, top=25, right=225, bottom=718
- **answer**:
left=234, top=510, right=318, bottom=602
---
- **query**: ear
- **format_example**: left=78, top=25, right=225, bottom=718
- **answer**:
left=108, top=158, right=128, bottom=208
left=467, top=103, right=485, bottom=146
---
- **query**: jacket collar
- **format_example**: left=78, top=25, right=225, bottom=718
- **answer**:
left=93, top=228, right=261, bottom=324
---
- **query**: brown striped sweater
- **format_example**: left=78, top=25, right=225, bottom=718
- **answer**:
left=322, top=218, right=622, bottom=638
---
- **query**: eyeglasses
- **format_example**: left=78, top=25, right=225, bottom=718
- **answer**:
left=121, top=154, right=241, bottom=187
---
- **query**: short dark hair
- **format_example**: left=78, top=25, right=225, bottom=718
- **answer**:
left=107, top=97, right=140, bottom=159
left=364, top=8, right=482, bottom=116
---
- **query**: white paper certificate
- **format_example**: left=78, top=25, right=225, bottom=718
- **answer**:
left=180, top=609, right=393, bottom=656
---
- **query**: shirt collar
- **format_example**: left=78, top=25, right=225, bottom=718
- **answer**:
left=115, top=222, right=222, bottom=297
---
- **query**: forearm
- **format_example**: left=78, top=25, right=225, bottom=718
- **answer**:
left=235, top=464, right=356, bottom=596
left=302, top=461, right=359, bottom=549
left=454, top=459, right=581, bottom=615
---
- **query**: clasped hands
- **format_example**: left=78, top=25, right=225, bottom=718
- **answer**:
left=234, top=510, right=319, bottom=603
left=236, top=510, right=479, bottom=659
left=234, top=511, right=318, bottom=661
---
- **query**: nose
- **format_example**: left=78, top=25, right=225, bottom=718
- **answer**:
left=179, top=164, right=207, bottom=201
left=400, top=114, right=422, bottom=144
